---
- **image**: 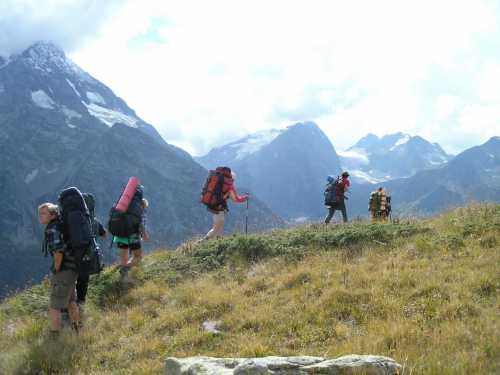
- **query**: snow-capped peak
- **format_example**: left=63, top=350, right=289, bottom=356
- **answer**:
left=230, top=128, right=283, bottom=160
left=18, top=41, right=89, bottom=80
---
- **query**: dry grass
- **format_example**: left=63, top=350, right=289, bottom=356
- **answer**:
left=0, top=204, right=498, bottom=374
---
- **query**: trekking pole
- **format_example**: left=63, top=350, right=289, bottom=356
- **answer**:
left=245, top=194, right=249, bottom=235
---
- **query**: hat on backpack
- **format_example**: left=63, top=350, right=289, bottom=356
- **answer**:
left=327, top=175, right=335, bottom=183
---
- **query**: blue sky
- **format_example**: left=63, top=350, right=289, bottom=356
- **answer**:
left=2, top=0, right=500, bottom=155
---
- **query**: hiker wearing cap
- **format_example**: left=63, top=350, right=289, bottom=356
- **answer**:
left=324, top=171, right=350, bottom=224
left=200, top=167, right=249, bottom=240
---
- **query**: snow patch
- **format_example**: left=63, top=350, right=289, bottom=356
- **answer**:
left=389, top=134, right=411, bottom=151
left=424, top=151, right=449, bottom=166
left=350, top=170, right=388, bottom=184
left=67, top=123, right=77, bottom=129
left=83, top=102, right=138, bottom=128
left=86, top=91, right=106, bottom=105
left=66, top=79, right=81, bottom=97
left=25, top=169, right=39, bottom=184
left=31, top=90, right=55, bottom=109
left=337, top=149, right=369, bottom=164
left=62, top=106, right=82, bottom=119
left=230, top=129, right=283, bottom=160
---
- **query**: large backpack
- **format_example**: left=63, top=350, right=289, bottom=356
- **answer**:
left=81, top=193, right=104, bottom=275
left=201, top=167, right=231, bottom=210
left=369, top=191, right=381, bottom=211
left=108, top=185, right=144, bottom=238
left=324, top=178, right=340, bottom=206
left=58, top=187, right=92, bottom=271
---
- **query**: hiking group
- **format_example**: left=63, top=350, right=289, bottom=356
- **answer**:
left=38, top=167, right=391, bottom=337
left=38, top=178, right=149, bottom=338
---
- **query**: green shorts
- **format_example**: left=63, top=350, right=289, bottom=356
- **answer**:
left=114, top=233, right=142, bottom=251
left=50, top=270, right=78, bottom=309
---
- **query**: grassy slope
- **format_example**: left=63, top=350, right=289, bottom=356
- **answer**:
left=0, top=205, right=499, bottom=374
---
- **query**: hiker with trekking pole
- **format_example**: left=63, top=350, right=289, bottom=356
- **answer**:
left=200, top=167, right=249, bottom=241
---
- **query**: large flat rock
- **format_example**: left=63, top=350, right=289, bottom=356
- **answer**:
left=165, top=354, right=402, bottom=374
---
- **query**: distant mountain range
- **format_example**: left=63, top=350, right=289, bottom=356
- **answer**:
left=338, top=132, right=452, bottom=184
left=198, top=126, right=499, bottom=220
left=0, top=42, right=284, bottom=298
left=196, top=122, right=342, bottom=220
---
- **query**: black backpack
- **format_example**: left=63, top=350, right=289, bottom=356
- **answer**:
left=81, top=193, right=104, bottom=275
left=324, top=178, right=340, bottom=206
left=58, top=187, right=92, bottom=271
left=108, top=186, right=144, bottom=238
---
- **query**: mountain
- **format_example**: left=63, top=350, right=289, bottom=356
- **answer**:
left=347, top=137, right=500, bottom=216
left=338, top=132, right=452, bottom=184
left=196, top=122, right=342, bottom=220
left=0, top=42, right=284, bottom=298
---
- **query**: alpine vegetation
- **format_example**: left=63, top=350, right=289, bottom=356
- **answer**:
left=0, top=204, right=498, bottom=374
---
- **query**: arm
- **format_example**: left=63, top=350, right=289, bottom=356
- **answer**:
left=45, top=223, right=65, bottom=272
left=343, top=180, right=350, bottom=193
left=229, top=188, right=248, bottom=203
left=53, top=252, right=63, bottom=273
left=140, top=212, right=149, bottom=241
left=97, top=220, right=107, bottom=237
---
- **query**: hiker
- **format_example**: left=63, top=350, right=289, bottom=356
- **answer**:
left=324, top=171, right=350, bottom=224
left=369, top=187, right=388, bottom=222
left=76, top=193, right=107, bottom=306
left=113, top=193, right=149, bottom=282
left=39, top=202, right=80, bottom=336
left=201, top=167, right=249, bottom=240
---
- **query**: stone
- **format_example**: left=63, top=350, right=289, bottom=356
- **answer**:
left=165, top=355, right=402, bottom=374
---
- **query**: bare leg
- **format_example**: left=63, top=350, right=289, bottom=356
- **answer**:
left=120, top=248, right=129, bottom=267
left=128, top=249, right=143, bottom=267
left=49, top=308, right=62, bottom=331
left=68, top=300, right=80, bottom=323
left=205, top=212, right=225, bottom=239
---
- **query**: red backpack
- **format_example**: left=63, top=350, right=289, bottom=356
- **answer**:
left=201, top=167, right=232, bottom=210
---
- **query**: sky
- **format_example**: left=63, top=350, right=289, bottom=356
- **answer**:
left=1, top=0, right=500, bottom=156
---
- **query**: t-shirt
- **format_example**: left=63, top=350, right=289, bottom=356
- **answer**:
left=44, top=219, right=77, bottom=271
left=337, top=178, right=350, bottom=199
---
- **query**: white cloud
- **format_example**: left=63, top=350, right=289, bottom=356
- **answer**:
left=0, top=0, right=123, bottom=56
left=5, top=0, right=500, bottom=155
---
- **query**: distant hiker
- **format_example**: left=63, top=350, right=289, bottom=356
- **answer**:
left=39, top=202, right=80, bottom=337
left=108, top=182, right=149, bottom=283
left=76, top=193, right=107, bottom=306
left=200, top=167, right=249, bottom=240
left=324, top=171, right=350, bottom=224
left=369, top=187, right=388, bottom=222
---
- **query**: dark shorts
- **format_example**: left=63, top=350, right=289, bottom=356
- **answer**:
left=114, top=233, right=142, bottom=251
left=50, top=270, right=78, bottom=309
